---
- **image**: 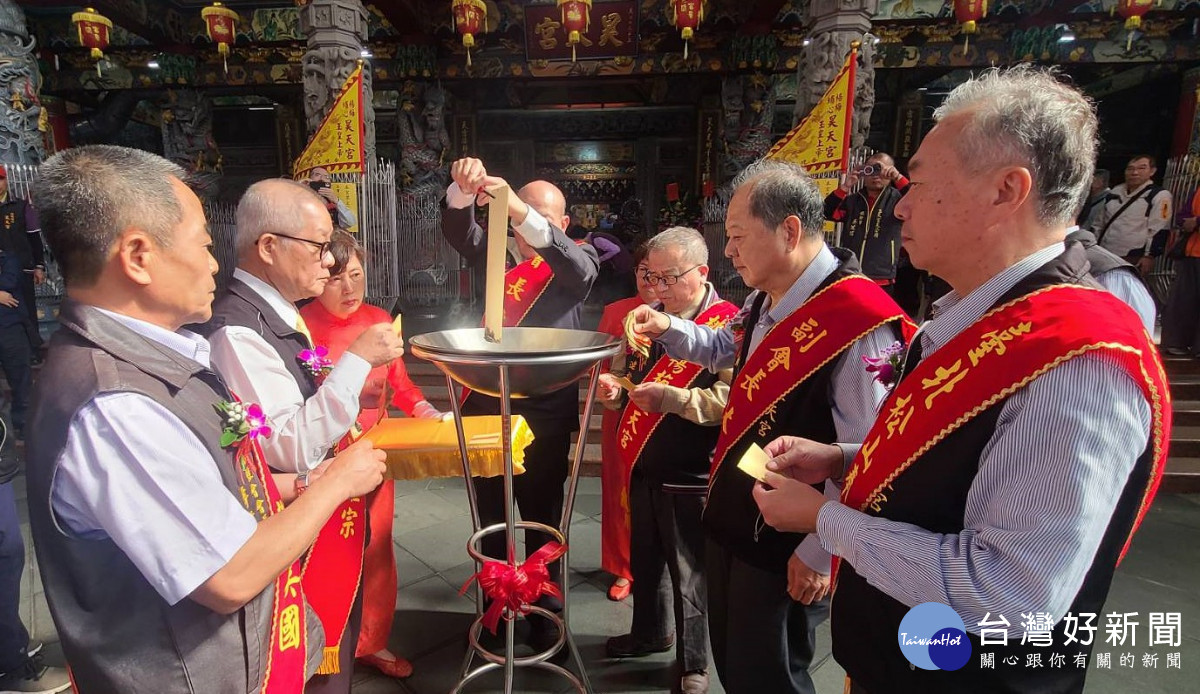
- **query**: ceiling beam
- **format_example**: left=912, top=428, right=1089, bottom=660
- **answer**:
left=740, top=0, right=789, bottom=33
left=367, top=0, right=424, bottom=37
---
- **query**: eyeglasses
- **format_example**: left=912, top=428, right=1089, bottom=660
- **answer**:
left=641, top=264, right=700, bottom=287
left=263, top=232, right=331, bottom=258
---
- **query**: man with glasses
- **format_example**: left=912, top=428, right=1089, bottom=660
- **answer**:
left=1092, top=155, right=1172, bottom=275
left=595, top=227, right=735, bottom=694
left=626, top=161, right=912, bottom=694
left=202, top=179, right=404, bottom=694
left=442, top=157, right=598, bottom=656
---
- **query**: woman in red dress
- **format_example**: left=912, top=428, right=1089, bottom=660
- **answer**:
left=301, top=231, right=447, bottom=679
left=595, top=247, right=654, bottom=601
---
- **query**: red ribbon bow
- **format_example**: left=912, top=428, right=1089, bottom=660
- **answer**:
left=460, top=541, right=567, bottom=634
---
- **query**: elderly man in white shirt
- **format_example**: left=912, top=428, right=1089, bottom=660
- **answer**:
left=201, top=178, right=404, bottom=694
left=204, top=179, right=403, bottom=474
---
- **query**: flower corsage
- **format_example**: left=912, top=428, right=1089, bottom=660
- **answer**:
left=215, top=400, right=273, bottom=448
left=862, top=341, right=906, bottom=390
left=297, top=346, right=333, bottom=378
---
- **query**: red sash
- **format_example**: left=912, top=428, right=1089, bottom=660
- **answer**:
left=231, top=436, right=309, bottom=694
left=300, top=433, right=366, bottom=675
left=502, top=253, right=556, bottom=327
left=711, top=276, right=915, bottom=485
left=834, top=285, right=1171, bottom=585
left=616, top=299, right=739, bottom=469
left=463, top=243, right=586, bottom=403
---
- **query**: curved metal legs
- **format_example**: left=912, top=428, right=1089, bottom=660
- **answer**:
left=448, top=364, right=605, bottom=693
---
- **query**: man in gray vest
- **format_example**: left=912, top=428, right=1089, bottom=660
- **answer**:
left=203, top=178, right=404, bottom=693
left=26, top=145, right=388, bottom=693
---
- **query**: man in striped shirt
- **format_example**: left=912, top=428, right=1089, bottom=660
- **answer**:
left=753, top=66, right=1168, bottom=693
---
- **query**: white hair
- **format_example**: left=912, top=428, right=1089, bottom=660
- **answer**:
left=234, top=179, right=326, bottom=256
left=729, top=159, right=825, bottom=238
left=934, top=64, right=1098, bottom=227
left=647, top=226, right=708, bottom=266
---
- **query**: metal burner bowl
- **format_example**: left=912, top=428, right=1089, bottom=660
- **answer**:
left=408, top=327, right=621, bottom=398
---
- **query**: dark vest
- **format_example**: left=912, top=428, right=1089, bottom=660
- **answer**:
left=626, top=299, right=723, bottom=489
left=826, top=187, right=905, bottom=280
left=199, top=277, right=319, bottom=401
left=833, top=245, right=1154, bottom=693
left=704, top=253, right=906, bottom=573
left=0, top=197, right=32, bottom=264
left=25, top=300, right=324, bottom=693
left=446, top=209, right=592, bottom=428
left=1067, top=228, right=1139, bottom=280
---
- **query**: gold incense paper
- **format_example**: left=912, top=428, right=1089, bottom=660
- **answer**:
left=736, top=442, right=770, bottom=483
left=484, top=183, right=510, bottom=343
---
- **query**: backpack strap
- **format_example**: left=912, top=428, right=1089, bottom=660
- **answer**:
left=1097, top=185, right=1161, bottom=243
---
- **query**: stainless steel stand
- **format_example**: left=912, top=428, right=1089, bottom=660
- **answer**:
left=408, top=328, right=620, bottom=694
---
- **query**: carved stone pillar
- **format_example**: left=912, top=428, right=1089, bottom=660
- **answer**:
left=396, top=81, right=450, bottom=195
left=796, top=0, right=878, bottom=148
left=0, top=0, right=45, bottom=165
left=161, top=90, right=221, bottom=181
left=719, top=72, right=777, bottom=186
left=300, top=0, right=375, bottom=159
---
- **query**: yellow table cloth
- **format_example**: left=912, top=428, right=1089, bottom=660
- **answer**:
left=363, top=415, right=535, bottom=480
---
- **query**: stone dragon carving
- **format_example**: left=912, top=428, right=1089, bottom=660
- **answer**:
left=0, top=0, right=45, bottom=165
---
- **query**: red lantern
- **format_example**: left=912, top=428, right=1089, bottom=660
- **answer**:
left=71, top=7, right=112, bottom=76
left=953, top=0, right=987, bottom=55
left=453, top=0, right=487, bottom=66
left=557, top=0, right=592, bottom=62
left=1114, top=0, right=1158, bottom=49
left=670, top=0, right=705, bottom=59
left=201, top=2, right=239, bottom=74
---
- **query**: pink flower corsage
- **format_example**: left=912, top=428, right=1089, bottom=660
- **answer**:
left=297, top=346, right=333, bottom=378
left=862, top=341, right=906, bottom=389
left=215, top=400, right=273, bottom=448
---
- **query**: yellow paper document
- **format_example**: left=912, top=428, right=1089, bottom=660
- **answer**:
left=736, top=442, right=770, bottom=483
left=484, top=183, right=510, bottom=343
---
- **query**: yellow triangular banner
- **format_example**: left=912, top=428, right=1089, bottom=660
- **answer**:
left=766, top=45, right=857, bottom=175
left=292, top=65, right=365, bottom=176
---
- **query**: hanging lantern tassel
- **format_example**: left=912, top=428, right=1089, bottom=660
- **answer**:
left=71, top=7, right=113, bottom=78
left=953, top=0, right=986, bottom=57
left=670, top=0, right=704, bottom=60
left=1115, top=0, right=1157, bottom=52
left=453, top=0, right=487, bottom=68
left=201, top=2, right=239, bottom=76
left=558, top=0, right=592, bottom=63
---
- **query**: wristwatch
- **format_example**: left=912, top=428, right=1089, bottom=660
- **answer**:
left=294, top=471, right=311, bottom=497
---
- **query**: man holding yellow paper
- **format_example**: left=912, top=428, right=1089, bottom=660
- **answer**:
left=202, top=180, right=405, bottom=693
left=596, top=227, right=734, bottom=694
left=625, top=161, right=912, bottom=694
left=442, top=157, right=598, bottom=654
left=752, top=67, right=1169, bottom=693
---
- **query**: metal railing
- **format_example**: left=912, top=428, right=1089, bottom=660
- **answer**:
left=1153, top=154, right=1200, bottom=305
left=205, top=201, right=239, bottom=290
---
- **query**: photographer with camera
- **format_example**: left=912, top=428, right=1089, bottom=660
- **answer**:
left=303, top=166, right=358, bottom=229
left=822, top=152, right=910, bottom=298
